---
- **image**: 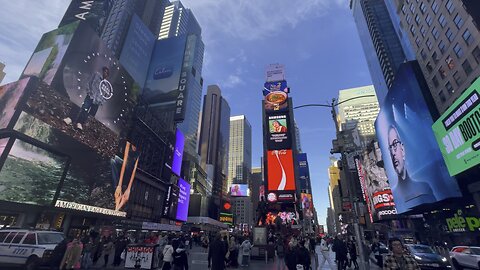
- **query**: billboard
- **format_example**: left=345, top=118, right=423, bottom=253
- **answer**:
left=111, top=141, right=140, bottom=211
left=355, top=157, right=374, bottom=223
left=267, top=149, right=295, bottom=191
left=265, top=64, right=285, bottom=82
left=375, top=62, right=461, bottom=214
left=119, top=14, right=155, bottom=86
left=171, top=129, right=184, bottom=177
left=176, top=178, right=190, bottom=221
left=59, top=0, right=112, bottom=34
left=297, top=153, right=311, bottom=191
left=432, top=77, right=480, bottom=176
left=0, top=78, right=31, bottom=129
left=219, top=212, right=233, bottom=226
left=162, top=184, right=179, bottom=219
left=301, top=193, right=313, bottom=218
left=264, top=86, right=288, bottom=113
left=230, top=184, right=249, bottom=197
left=266, top=114, right=292, bottom=149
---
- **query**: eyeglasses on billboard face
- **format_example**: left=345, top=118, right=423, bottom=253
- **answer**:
left=389, top=139, right=402, bottom=152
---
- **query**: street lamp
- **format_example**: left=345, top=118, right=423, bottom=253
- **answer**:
left=294, top=94, right=375, bottom=270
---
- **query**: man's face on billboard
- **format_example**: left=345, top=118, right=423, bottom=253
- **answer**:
left=388, top=127, right=405, bottom=177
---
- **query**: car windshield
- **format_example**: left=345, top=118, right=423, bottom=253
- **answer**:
left=471, top=247, right=480, bottom=255
left=411, top=245, right=435, bottom=254
left=37, top=233, right=64, bottom=245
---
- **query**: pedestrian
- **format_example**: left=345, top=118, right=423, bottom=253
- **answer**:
left=172, top=243, right=189, bottom=270
left=275, top=237, right=286, bottom=270
left=102, top=237, right=114, bottom=268
left=229, top=236, right=239, bottom=268
left=208, top=233, right=227, bottom=270
left=348, top=241, right=358, bottom=269
left=296, top=240, right=311, bottom=270
left=240, top=238, right=253, bottom=266
left=113, top=234, right=129, bottom=266
left=371, top=238, right=383, bottom=268
left=315, top=237, right=334, bottom=270
left=50, top=238, right=68, bottom=270
left=80, top=237, right=94, bottom=269
left=284, top=242, right=297, bottom=270
left=162, top=239, right=175, bottom=270
left=332, top=235, right=348, bottom=270
left=202, top=235, right=209, bottom=253
left=59, top=238, right=83, bottom=270
left=383, top=238, right=420, bottom=270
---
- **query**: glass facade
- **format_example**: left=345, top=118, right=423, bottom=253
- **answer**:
left=227, top=116, right=252, bottom=189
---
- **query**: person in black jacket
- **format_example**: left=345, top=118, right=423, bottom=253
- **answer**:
left=208, top=234, right=227, bottom=270
left=296, top=240, right=311, bottom=270
left=332, top=235, right=348, bottom=270
left=172, top=244, right=188, bottom=270
left=348, top=241, right=358, bottom=269
left=284, top=242, right=297, bottom=270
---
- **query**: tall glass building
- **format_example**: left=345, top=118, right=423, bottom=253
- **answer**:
left=227, top=115, right=252, bottom=188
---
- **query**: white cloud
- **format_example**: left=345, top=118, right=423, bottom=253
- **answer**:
left=0, top=1, right=69, bottom=84
left=224, top=74, right=242, bottom=88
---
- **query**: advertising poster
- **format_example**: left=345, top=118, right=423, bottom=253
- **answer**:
left=111, top=141, right=140, bottom=211
left=267, top=149, right=295, bottom=191
left=264, top=85, right=288, bottom=113
left=354, top=158, right=374, bottom=223
left=143, top=36, right=187, bottom=108
left=267, top=114, right=292, bottom=150
left=300, top=193, right=313, bottom=218
left=265, top=212, right=298, bottom=225
left=230, top=184, right=248, bottom=197
left=119, top=14, right=155, bottom=87
left=176, top=178, right=190, bottom=221
left=162, top=184, right=179, bottom=219
left=171, top=129, right=184, bottom=177
left=432, top=77, right=480, bottom=176
left=59, top=0, right=112, bottom=34
left=124, top=245, right=156, bottom=269
left=0, top=78, right=32, bottom=129
left=375, top=62, right=461, bottom=214
left=297, top=153, right=310, bottom=191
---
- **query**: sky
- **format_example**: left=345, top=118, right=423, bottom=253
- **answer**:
left=0, top=0, right=373, bottom=226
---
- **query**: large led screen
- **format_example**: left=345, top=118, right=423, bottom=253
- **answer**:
left=176, top=178, right=190, bottom=221
left=266, top=114, right=292, bottom=150
left=432, top=77, right=480, bottom=176
left=111, top=141, right=140, bottom=211
left=171, top=129, right=184, bottom=177
left=297, top=153, right=310, bottom=191
left=230, top=184, right=249, bottom=197
left=264, top=81, right=288, bottom=113
left=301, top=193, right=313, bottom=218
left=375, top=62, right=461, bottom=214
left=0, top=78, right=31, bottom=129
left=59, top=0, right=112, bottom=34
left=267, top=149, right=295, bottom=191
left=119, top=14, right=155, bottom=86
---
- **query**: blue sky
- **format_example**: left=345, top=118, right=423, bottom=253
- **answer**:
left=0, top=0, right=373, bottom=226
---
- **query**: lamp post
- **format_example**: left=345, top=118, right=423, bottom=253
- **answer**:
left=294, top=94, right=375, bottom=270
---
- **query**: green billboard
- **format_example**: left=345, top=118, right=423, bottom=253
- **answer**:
left=432, top=77, right=480, bottom=176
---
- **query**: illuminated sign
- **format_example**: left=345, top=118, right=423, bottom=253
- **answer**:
left=55, top=200, right=126, bottom=217
left=172, top=129, right=184, bottom=176
left=175, top=178, right=190, bottom=222
left=432, top=77, right=480, bottom=176
left=267, top=149, right=295, bottom=191
left=446, top=209, right=480, bottom=232
left=230, top=184, right=248, bottom=197
left=220, top=213, right=233, bottom=225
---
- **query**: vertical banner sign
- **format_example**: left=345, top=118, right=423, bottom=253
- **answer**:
left=432, top=77, right=480, bottom=176
left=267, top=150, right=296, bottom=191
left=354, top=157, right=373, bottom=223
left=175, top=178, right=190, bottom=221
left=171, top=129, right=185, bottom=177
left=175, top=34, right=197, bottom=122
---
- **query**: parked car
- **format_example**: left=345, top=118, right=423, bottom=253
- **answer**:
left=450, top=246, right=480, bottom=270
left=405, top=244, right=451, bottom=269
left=0, top=229, right=65, bottom=270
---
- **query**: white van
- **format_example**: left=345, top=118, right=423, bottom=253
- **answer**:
left=0, top=229, right=64, bottom=270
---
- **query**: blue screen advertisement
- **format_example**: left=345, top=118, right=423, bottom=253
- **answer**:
left=297, top=153, right=310, bottom=191
left=176, top=178, right=190, bottom=221
left=171, top=129, right=184, bottom=176
left=119, top=14, right=155, bottom=86
left=375, top=62, right=461, bottom=214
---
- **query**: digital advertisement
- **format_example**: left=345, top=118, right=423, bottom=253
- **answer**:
left=297, top=153, right=311, bottom=191
left=375, top=62, right=461, bottom=214
left=265, top=64, right=285, bottom=82
left=111, top=141, right=140, bottom=211
left=163, top=184, right=179, bottom=220
left=176, top=178, right=191, bottom=222
left=0, top=78, right=31, bottom=129
left=59, top=0, right=112, bottom=34
left=230, top=184, right=249, bottom=197
left=432, top=77, right=480, bottom=176
left=267, top=114, right=292, bottom=150
left=171, top=129, right=185, bottom=177
left=301, top=193, right=313, bottom=218
left=267, top=149, right=296, bottom=191
left=264, top=82, right=289, bottom=113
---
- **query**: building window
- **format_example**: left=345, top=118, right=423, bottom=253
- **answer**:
left=439, top=40, right=446, bottom=54
left=445, top=81, right=454, bottom=95
left=410, top=3, right=416, bottom=13
left=432, top=51, right=439, bottom=64
left=415, top=14, right=421, bottom=25
left=454, top=43, right=464, bottom=58
left=453, top=71, right=463, bottom=86
left=462, top=59, right=473, bottom=75
left=402, top=4, right=407, bottom=14
left=420, top=49, right=427, bottom=60
left=445, top=28, right=454, bottom=42
left=439, top=66, right=447, bottom=79
left=420, top=25, right=427, bottom=37
left=432, top=27, right=440, bottom=40
left=439, top=90, right=447, bottom=103
left=432, top=75, right=440, bottom=87
left=454, top=14, right=464, bottom=29
left=426, top=62, right=433, bottom=73
left=462, top=29, right=473, bottom=46
left=445, top=0, right=455, bottom=14
left=420, top=2, right=427, bottom=14
left=415, top=36, right=422, bottom=46
left=407, top=14, right=412, bottom=24
left=432, top=1, right=439, bottom=14
left=473, top=46, right=480, bottom=64
left=438, top=14, right=447, bottom=28
left=426, top=14, right=433, bottom=26
left=410, top=25, right=416, bottom=35
left=446, top=55, right=455, bottom=69
left=426, top=38, right=433, bottom=50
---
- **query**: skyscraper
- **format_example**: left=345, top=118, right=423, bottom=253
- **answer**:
left=0, top=62, right=5, bottom=84
left=294, top=121, right=302, bottom=153
left=392, top=0, right=480, bottom=114
left=337, top=85, right=380, bottom=143
left=227, top=115, right=252, bottom=188
left=350, top=0, right=409, bottom=102
left=158, top=1, right=202, bottom=40
left=198, top=85, right=231, bottom=212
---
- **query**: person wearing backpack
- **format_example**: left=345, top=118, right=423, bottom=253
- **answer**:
left=275, top=237, right=286, bottom=270
left=240, top=239, right=253, bottom=267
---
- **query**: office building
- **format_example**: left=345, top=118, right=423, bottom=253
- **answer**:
left=250, top=166, right=263, bottom=223
left=231, top=196, right=252, bottom=229
left=337, top=85, right=380, bottom=143
left=392, top=0, right=480, bottom=113
left=198, top=85, right=231, bottom=216
left=350, top=0, right=409, bottom=102
left=294, top=121, right=302, bottom=153
left=0, top=62, right=5, bottom=84
left=227, top=115, right=252, bottom=188
left=158, top=1, right=202, bottom=40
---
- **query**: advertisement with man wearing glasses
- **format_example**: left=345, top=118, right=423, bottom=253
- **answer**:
left=375, top=62, right=461, bottom=214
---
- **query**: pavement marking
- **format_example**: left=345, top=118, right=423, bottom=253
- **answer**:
left=191, top=260, right=208, bottom=265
